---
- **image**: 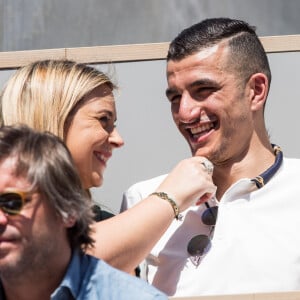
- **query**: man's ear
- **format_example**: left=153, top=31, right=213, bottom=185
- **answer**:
left=63, top=214, right=77, bottom=228
left=248, top=73, right=269, bottom=111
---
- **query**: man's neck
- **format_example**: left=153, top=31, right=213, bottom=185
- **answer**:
left=213, top=143, right=276, bottom=200
left=1, top=247, right=72, bottom=300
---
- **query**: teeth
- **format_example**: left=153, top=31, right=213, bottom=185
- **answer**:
left=95, top=153, right=108, bottom=163
left=190, top=123, right=214, bottom=135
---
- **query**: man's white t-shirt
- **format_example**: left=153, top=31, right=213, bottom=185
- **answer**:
left=121, top=158, right=300, bottom=297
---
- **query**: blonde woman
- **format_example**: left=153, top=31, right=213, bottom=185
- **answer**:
left=0, top=59, right=216, bottom=273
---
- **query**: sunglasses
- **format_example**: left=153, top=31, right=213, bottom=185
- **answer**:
left=187, top=203, right=218, bottom=266
left=0, top=191, right=30, bottom=216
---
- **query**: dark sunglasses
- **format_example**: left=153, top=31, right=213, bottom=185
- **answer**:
left=187, top=203, right=218, bottom=264
left=0, top=191, right=30, bottom=216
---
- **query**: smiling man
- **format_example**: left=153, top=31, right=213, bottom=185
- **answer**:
left=121, top=18, right=300, bottom=297
left=0, top=125, right=167, bottom=300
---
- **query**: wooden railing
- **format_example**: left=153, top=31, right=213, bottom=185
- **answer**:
left=171, top=290, right=300, bottom=299
left=0, top=35, right=300, bottom=69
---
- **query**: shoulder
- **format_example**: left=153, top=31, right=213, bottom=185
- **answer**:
left=282, top=157, right=300, bottom=173
left=125, top=174, right=168, bottom=197
left=92, top=204, right=115, bottom=222
left=271, top=157, right=300, bottom=188
left=121, top=174, right=168, bottom=209
left=80, top=255, right=167, bottom=299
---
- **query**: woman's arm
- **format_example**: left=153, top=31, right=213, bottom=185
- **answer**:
left=87, top=156, right=216, bottom=273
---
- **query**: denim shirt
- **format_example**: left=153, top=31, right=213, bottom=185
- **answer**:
left=50, top=250, right=167, bottom=300
left=0, top=251, right=166, bottom=300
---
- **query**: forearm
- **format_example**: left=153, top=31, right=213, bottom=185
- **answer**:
left=87, top=157, right=216, bottom=273
left=87, top=195, right=175, bottom=273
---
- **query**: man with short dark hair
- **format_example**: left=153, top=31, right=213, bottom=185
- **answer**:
left=0, top=125, right=167, bottom=300
left=121, top=18, right=300, bottom=297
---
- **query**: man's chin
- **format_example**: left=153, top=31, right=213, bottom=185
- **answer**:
left=192, top=148, right=207, bottom=158
left=0, top=252, right=22, bottom=273
left=192, top=144, right=214, bottom=159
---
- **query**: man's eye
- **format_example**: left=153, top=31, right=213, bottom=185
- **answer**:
left=195, top=87, right=215, bottom=99
left=169, top=95, right=181, bottom=104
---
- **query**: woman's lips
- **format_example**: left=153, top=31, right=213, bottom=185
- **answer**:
left=94, top=151, right=112, bottom=166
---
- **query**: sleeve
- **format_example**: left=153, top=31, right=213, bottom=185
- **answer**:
left=120, top=174, right=169, bottom=213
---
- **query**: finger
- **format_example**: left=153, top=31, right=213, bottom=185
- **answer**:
left=200, top=158, right=214, bottom=175
left=195, top=193, right=214, bottom=205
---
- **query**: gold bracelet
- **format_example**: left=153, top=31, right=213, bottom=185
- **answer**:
left=150, top=192, right=181, bottom=220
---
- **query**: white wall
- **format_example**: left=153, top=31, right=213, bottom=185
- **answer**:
left=1, top=0, right=300, bottom=51
left=1, top=51, right=300, bottom=213
left=94, top=51, right=300, bottom=213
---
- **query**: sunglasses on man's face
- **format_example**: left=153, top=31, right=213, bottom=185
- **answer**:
left=0, top=191, right=30, bottom=216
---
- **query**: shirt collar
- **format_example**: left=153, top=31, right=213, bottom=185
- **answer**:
left=51, top=250, right=82, bottom=299
left=251, top=144, right=283, bottom=189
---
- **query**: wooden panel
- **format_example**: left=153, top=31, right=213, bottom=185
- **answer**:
left=171, top=291, right=300, bottom=300
left=261, top=35, right=300, bottom=53
left=0, top=35, right=300, bottom=69
left=66, top=43, right=169, bottom=64
left=0, top=48, right=66, bottom=69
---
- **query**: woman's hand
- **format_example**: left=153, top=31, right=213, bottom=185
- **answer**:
left=155, top=156, right=217, bottom=212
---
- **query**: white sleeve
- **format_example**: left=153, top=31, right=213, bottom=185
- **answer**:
left=120, top=174, right=168, bottom=212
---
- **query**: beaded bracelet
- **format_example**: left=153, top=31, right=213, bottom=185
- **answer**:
left=150, top=192, right=182, bottom=220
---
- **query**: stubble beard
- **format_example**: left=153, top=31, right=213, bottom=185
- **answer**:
left=0, top=236, right=57, bottom=281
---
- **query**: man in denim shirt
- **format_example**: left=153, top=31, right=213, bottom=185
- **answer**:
left=0, top=125, right=166, bottom=300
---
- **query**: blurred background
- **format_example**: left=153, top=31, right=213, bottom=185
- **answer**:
left=1, top=0, right=300, bottom=51
left=0, top=0, right=300, bottom=212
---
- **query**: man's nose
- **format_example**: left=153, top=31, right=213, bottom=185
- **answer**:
left=0, top=208, right=9, bottom=225
left=178, top=93, right=201, bottom=123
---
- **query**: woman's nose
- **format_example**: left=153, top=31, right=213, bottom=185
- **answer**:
left=109, top=128, right=124, bottom=148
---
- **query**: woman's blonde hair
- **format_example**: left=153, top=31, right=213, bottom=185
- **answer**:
left=1, top=59, right=116, bottom=140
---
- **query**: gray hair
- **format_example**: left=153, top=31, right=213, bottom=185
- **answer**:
left=0, top=124, right=94, bottom=250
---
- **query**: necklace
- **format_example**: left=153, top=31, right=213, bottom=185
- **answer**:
left=251, top=144, right=283, bottom=188
left=187, top=144, right=283, bottom=266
